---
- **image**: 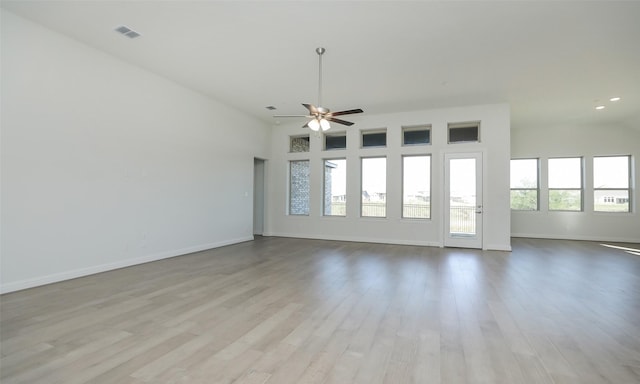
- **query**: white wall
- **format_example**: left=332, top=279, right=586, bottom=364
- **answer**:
left=0, top=11, right=271, bottom=293
left=511, top=122, right=640, bottom=242
left=266, top=104, right=511, bottom=251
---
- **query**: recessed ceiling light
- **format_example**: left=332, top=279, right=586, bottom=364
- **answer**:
left=595, top=105, right=606, bottom=110
left=609, top=97, right=621, bottom=102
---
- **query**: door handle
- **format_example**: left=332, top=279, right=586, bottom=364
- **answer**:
left=476, top=205, right=482, bottom=214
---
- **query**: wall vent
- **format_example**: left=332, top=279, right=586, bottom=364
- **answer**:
left=114, top=25, right=141, bottom=39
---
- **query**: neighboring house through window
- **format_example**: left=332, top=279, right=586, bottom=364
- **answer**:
left=594, top=155, right=630, bottom=212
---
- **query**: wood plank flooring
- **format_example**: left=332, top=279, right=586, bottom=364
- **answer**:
left=1, top=237, right=640, bottom=383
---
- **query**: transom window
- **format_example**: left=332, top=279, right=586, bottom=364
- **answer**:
left=362, top=129, right=387, bottom=148
left=290, top=135, right=309, bottom=152
left=324, top=132, right=347, bottom=150
left=402, top=125, right=431, bottom=146
left=448, top=121, right=480, bottom=143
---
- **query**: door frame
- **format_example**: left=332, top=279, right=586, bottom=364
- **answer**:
left=443, top=151, right=484, bottom=249
left=253, top=158, right=266, bottom=236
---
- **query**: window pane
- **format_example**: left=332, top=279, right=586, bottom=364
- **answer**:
left=448, top=122, right=480, bottom=143
left=362, top=132, right=387, bottom=147
left=289, top=160, right=310, bottom=215
left=362, top=157, right=386, bottom=217
left=290, top=135, right=309, bottom=152
left=549, top=158, right=581, bottom=188
left=594, top=190, right=629, bottom=212
left=403, top=155, right=431, bottom=218
left=403, top=126, right=431, bottom=145
left=325, top=134, right=346, bottom=150
left=594, top=156, right=629, bottom=188
left=449, top=158, right=477, bottom=235
left=549, top=190, right=581, bottom=211
left=510, top=190, right=538, bottom=210
left=324, top=159, right=346, bottom=216
left=510, top=159, right=538, bottom=188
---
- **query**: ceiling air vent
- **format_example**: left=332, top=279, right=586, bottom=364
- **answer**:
left=114, top=25, right=141, bottom=39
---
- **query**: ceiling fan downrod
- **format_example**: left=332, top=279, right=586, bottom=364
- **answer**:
left=316, top=47, right=325, bottom=110
left=271, top=46, right=363, bottom=130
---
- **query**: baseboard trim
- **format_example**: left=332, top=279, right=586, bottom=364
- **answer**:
left=484, top=244, right=512, bottom=252
left=270, top=232, right=442, bottom=248
left=511, top=233, right=640, bottom=244
left=0, top=236, right=253, bottom=294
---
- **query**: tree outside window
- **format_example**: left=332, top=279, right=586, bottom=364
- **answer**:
left=510, top=158, right=539, bottom=210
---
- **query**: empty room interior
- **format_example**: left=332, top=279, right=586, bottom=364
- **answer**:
left=1, top=1, right=639, bottom=383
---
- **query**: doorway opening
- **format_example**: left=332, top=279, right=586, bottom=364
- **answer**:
left=444, top=152, right=483, bottom=249
left=253, top=158, right=266, bottom=236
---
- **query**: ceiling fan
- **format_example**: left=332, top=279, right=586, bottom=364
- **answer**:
left=274, top=47, right=363, bottom=131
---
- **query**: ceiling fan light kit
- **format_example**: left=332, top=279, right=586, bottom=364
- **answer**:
left=274, top=47, right=363, bottom=131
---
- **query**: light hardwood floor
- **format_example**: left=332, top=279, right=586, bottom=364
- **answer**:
left=1, top=237, right=639, bottom=383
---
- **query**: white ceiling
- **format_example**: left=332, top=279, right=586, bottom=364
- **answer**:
left=2, top=1, right=639, bottom=131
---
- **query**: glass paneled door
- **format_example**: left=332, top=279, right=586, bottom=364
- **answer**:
left=444, top=152, right=483, bottom=248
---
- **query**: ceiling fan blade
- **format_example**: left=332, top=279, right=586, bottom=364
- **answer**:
left=302, top=103, right=319, bottom=114
left=328, top=108, right=363, bottom=117
left=273, top=115, right=311, bottom=118
left=327, top=117, right=354, bottom=126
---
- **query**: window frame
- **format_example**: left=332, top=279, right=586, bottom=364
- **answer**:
left=510, top=158, right=540, bottom=211
left=402, top=125, right=431, bottom=146
left=401, top=154, right=432, bottom=219
left=324, top=131, right=347, bottom=151
left=361, top=156, right=387, bottom=218
left=289, top=134, right=310, bottom=153
left=323, top=158, right=347, bottom=217
left=593, top=155, right=631, bottom=213
left=361, top=129, right=387, bottom=148
left=548, top=157, right=584, bottom=212
left=447, top=121, right=481, bottom=144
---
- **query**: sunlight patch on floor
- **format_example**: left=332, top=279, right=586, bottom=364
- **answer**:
left=600, top=243, right=640, bottom=256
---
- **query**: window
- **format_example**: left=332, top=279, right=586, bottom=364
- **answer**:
left=361, top=157, right=386, bottom=217
left=594, top=155, right=630, bottom=212
left=323, top=159, right=347, bottom=216
left=510, top=158, right=539, bottom=210
left=362, top=130, right=387, bottom=148
left=289, top=160, right=310, bottom=215
left=448, top=121, right=480, bottom=143
left=548, top=157, right=582, bottom=211
left=324, top=132, right=346, bottom=150
left=402, top=125, right=431, bottom=145
left=402, top=155, right=431, bottom=218
left=290, top=135, right=309, bottom=152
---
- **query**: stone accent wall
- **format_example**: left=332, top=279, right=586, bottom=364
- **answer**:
left=290, top=160, right=310, bottom=214
left=290, top=136, right=310, bottom=152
